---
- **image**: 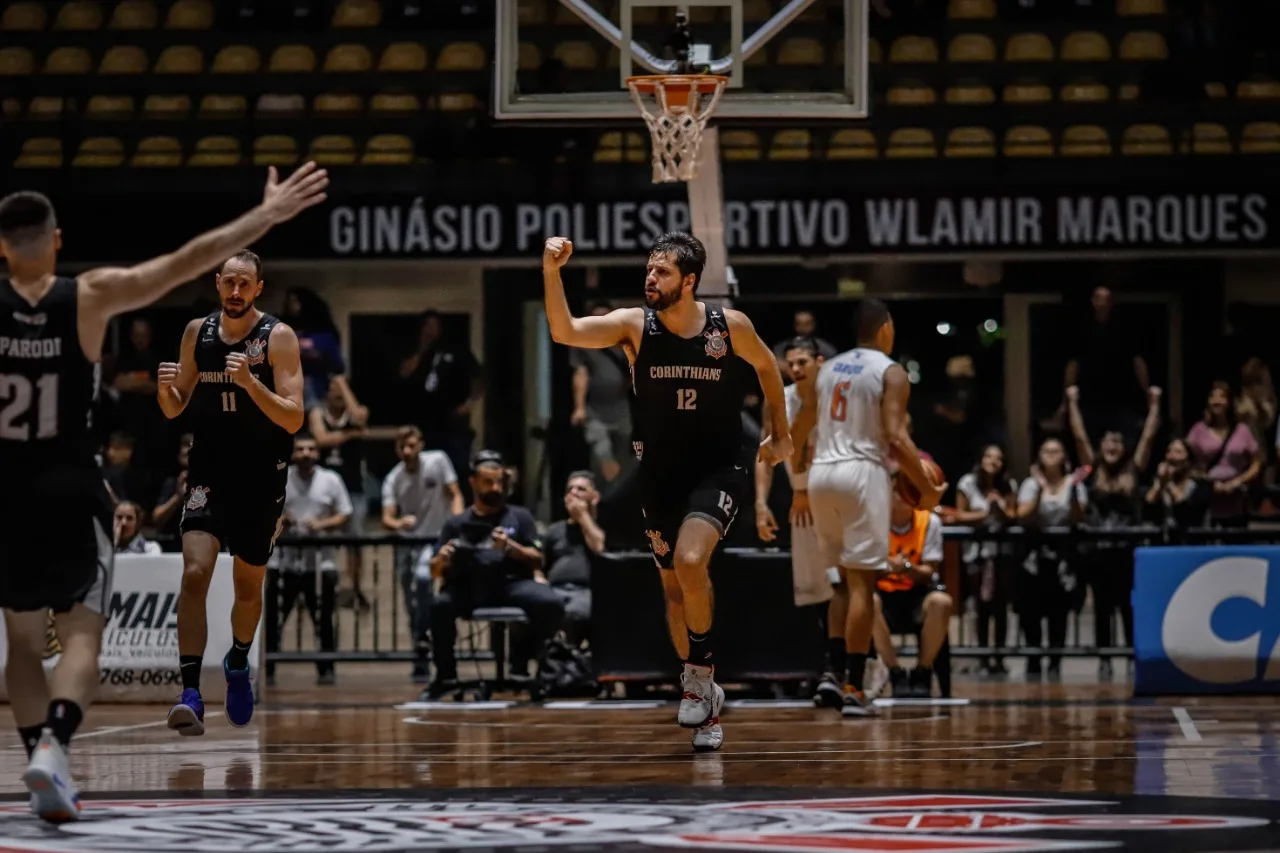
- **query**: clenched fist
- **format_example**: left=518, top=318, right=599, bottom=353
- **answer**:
left=157, top=362, right=181, bottom=391
left=225, top=352, right=253, bottom=387
left=543, top=236, right=573, bottom=269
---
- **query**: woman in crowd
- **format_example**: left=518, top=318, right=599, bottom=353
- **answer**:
left=949, top=444, right=1018, bottom=676
left=1236, top=358, right=1277, bottom=451
left=1016, top=438, right=1086, bottom=679
left=1067, top=385, right=1161, bottom=680
left=1186, top=380, right=1262, bottom=527
left=282, top=287, right=346, bottom=409
left=1144, top=437, right=1211, bottom=536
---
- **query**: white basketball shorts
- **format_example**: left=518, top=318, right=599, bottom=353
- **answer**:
left=807, top=459, right=891, bottom=572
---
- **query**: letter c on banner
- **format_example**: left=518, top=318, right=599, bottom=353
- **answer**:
left=1162, top=556, right=1267, bottom=684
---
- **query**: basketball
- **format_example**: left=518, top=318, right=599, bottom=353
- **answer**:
left=896, top=458, right=946, bottom=508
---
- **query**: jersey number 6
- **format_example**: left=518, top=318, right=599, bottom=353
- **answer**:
left=829, top=380, right=851, bottom=422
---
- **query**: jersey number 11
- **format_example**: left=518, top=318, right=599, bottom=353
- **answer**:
left=221, top=391, right=237, bottom=412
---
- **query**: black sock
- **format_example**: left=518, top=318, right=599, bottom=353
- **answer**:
left=845, top=653, right=867, bottom=691
left=180, top=655, right=203, bottom=691
left=45, top=700, right=82, bottom=750
left=226, top=637, right=252, bottom=672
left=827, top=638, right=847, bottom=678
left=18, top=724, right=43, bottom=759
left=686, top=629, right=713, bottom=667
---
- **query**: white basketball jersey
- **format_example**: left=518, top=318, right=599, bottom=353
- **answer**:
left=783, top=383, right=816, bottom=488
left=812, top=347, right=896, bottom=467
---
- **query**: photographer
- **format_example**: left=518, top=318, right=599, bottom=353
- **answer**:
left=426, top=451, right=565, bottom=695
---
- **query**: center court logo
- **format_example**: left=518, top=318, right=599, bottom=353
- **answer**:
left=0, top=795, right=1269, bottom=853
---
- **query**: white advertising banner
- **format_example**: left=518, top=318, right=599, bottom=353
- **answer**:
left=0, top=553, right=261, bottom=703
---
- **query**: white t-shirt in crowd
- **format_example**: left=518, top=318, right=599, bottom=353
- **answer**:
left=381, top=451, right=458, bottom=539
left=276, top=464, right=353, bottom=573
left=1017, top=477, right=1087, bottom=527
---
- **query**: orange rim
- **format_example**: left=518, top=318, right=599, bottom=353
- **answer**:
left=626, top=74, right=727, bottom=110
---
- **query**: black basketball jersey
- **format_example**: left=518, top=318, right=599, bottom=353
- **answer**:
left=631, top=304, right=752, bottom=468
left=0, top=276, right=100, bottom=470
left=189, top=311, right=292, bottom=465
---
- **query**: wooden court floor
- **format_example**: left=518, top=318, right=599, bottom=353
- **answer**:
left=0, top=667, right=1277, bottom=853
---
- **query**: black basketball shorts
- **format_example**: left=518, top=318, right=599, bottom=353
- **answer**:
left=180, top=456, right=288, bottom=566
left=880, top=586, right=930, bottom=635
left=639, top=459, right=750, bottom=570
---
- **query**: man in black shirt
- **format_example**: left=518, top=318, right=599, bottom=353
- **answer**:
left=427, top=451, right=565, bottom=695
left=1064, top=287, right=1150, bottom=442
left=541, top=471, right=606, bottom=645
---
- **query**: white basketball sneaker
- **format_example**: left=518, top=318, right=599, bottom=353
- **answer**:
left=22, top=730, right=81, bottom=823
left=678, top=663, right=717, bottom=728
left=691, top=682, right=725, bottom=752
left=863, top=657, right=891, bottom=702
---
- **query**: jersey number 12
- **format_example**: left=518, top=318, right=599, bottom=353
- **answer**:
left=676, top=388, right=697, bottom=410
left=0, top=373, right=58, bottom=441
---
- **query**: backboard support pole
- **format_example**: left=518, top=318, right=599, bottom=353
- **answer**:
left=686, top=127, right=735, bottom=304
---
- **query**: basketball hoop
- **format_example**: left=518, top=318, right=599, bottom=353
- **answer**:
left=626, top=74, right=728, bottom=183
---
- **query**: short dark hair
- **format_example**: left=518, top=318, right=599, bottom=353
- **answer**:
left=0, top=191, right=56, bottom=253
left=107, top=430, right=135, bottom=448
left=649, top=231, right=706, bottom=293
left=566, top=470, right=596, bottom=488
left=294, top=431, right=315, bottom=444
left=855, top=298, right=892, bottom=344
left=221, top=249, right=262, bottom=280
left=396, top=425, right=423, bottom=447
left=785, top=336, right=819, bottom=357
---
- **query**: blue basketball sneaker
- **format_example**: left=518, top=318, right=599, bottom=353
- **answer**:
left=223, top=655, right=254, bottom=728
left=166, top=688, right=205, bottom=736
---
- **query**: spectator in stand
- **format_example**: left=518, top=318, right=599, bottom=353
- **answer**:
left=1236, top=358, right=1276, bottom=486
left=772, top=309, right=837, bottom=373
left=102, top=431, right=148, bottom=504
left=110, top=317, right=162, bottom=478
left=1016, top=438, right=1087, bottom=680
left=310, top=375, right=372, bottom=611
left=113, top=501, right=160, bottom=555
left=281, top=287, right=346, bottom=410
left=1144, top=437, right=1211, bottom=535
left=949, top=444, right=1017, bottom=676
left=570, top=302, right=635, bottom=487
left=382, top=425, right=465, bottom=682
left=151, top=433, right=192, bottom=548
left=1067, top=385, right=1161, bottom=680
left=540, top=471, right=607, bottom=646
left=1186, top=381, right=1262, bottom=527
left=1064, top=287, right=1150, bottom=443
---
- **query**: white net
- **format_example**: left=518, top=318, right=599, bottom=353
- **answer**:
left=626, top=76, right=728, bottom=183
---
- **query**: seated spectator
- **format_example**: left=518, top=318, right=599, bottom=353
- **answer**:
left=427, top=450, right=564, bottom=695
left=1144, top=438, right=1211, bottom=535
left=110, top=316, right=162, bottom=477
left=151, top=433, right=192, bottom=548
left=103, top=431, right=148, bottom=504
left=114, top=501, right=160, bottom=555
left=281, top=287, right=345, bottom=410
left=310, top=375, right=372, bottom=610
left=871, top=477, right=952, bottom=698
left=541, top=471, right=607, bottom=646
left=1186, top=381, right=1262, bottom=527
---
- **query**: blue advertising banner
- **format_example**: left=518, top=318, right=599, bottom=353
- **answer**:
left=1133, top=546, right=1280, bottom=695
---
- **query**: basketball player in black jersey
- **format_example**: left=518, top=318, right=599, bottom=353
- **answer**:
left=0, top=164, right=327, bottom=822
left=157, top=250, right=306, bottom=735
left=543, top=232, right=791, bottom=752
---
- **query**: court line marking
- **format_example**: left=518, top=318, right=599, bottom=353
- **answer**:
left=400, top=714, right=951, bottom=728
left=6, top=713, right=227, bottom=748
left=1172, top=707, right=1202, bottom=742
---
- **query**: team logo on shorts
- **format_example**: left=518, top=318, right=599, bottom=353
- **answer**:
left=704, top=329, right=729, bottom=359
left=244, top=338, right=268, bottom=366
left=645, top=529, right=670, bottom=557
left=185, top=486, right=209, bottom=511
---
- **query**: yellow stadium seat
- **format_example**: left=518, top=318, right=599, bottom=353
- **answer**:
left=0, top=48, right=36, bottom=76
left=518, top=0, right=547, bottom=25
left=379, top=43, right=427, bottom=72
left=99, top=45, right=148, bottom=74
left=85, top=94, right=134, bottom=117
left=868, top=38, right=881, bottom=64
left=1117, top=0, right=1165, bottom=15
left=1004, top=125, right=1053, bottom=157
left=1061, top=82, right=1110, bottom=102
left=1119, top=83, right=1141, bottom=100
left=1003, top=83, right=1052, bottom=104
left=887, top=85, right=937, bottom=106
left=198, top=94, right=246, bottom=117
left=438, top=42, right=486, bottom=71
left=188, top=136, right=240, bottom=167
left=519, top=42, right=541, bottom=70
left=949, top=0, right=995, bottom=19
left=1203, top=81, right=1226, bottom=99
left=2, top=2, right=47, bottom=30
left=27, top=96, right=65, bottom=118
left=1238, top=80, right=1280, bottom=101
left=1240, top=123, right=1280, bottom=155
left=1062, top=31, right=1110, bottom=61
left=257, top=93, right=306, bottom=115
left=269, top=45, right=316, bottom=73
left=362, top=134, right=414, bottom=165
left=309, top=135, right=357, bottom=166
left=889, top=36, right=938, bottom=63
left=1122, top=123, right=1172, bottom=155
left=1119, top=31, right=1168, bottom=60
left=370, top=92, right=421, bottom=113
left=254, top=135, right=299, bottom=166
left=554, top=41, right=598, bottom=70
left=165, top=0, right=212, bottom=29
left=948, top=34, right=996, bottom=62
left=154, top=45, right=202, bottom=74
left=828, top=128, right=877, bottom=159
left=15, top=137, right=63, bottom=168
left=1, top=98, right=18, bottom=119
left=720, top=130, right=762, bottom=161
left=143, top=94, right=190, bottom=118
left=53, top=1, right=103, bottom=30
left=324, top=45, right=372, bottom=72
left=44, top=47, right=92, bottom=74
left=1005, top=33, right=1054, bottom=62
left=776, top=37, right=824, bottom=66
left=109, top=0, right=157, bottom=29
left=594, top=131, right=646, bottom=164
left=1061, top=125, right=1112, bottom=156
left=315, top=93, right=363, bottom=114
left=946, top=84, right=995, bottom=104
left=768, top=129, right=813, bottom=161
left=212, top=45, right=260, bottom=74
left=886, top=128, right=936, bottom=158
left=437, top=92, right=480, bottom=111
left=73, top=137, right=125, bottom=167
left=1183, top=123, right=1231, bottom=155
left=132, top=136, right=182, bottom=167
left=332, top=0, right=380, bottom=28
left=946, top=127, right=996, bottom=157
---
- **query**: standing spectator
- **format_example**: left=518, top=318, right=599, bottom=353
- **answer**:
left=1064, top=287, right=1150, bottom=443
left=266, top=434, right=352, bottom=685
left=570, top=303, right=634, bottom=487
left=310, top=375, right=372, bottom=611
left=382, top=425, right=465, bottom=682
left=1144, top=437, right=1211, bottom=535
left=102, top=431, right=148, bottom=504
left=110, top=317, right=162, bottom=478
left=1186, top=381, right=1262, bottom=527
left=1236, top=358, right=1276, bottom=492
left=1016, top=438, right=1087, bottom=679
left=540, top=471, right=607, bottom=646
left=399, top=310, right=484, bottom=493
left=113, top=501, right=161, bottom=555
left=281, top=287, right=345, bottom=410
left=772, top=309, right=837, bottom=370
left=151, top=433, right=192, bottom=548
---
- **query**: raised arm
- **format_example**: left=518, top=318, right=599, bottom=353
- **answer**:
left=541, top=236, right=642, bottom=350
left=333, top=375, right=369, bottom=427
left=157, top=318, right=201, bottom=420
left=1065, top=386, right=1094, bottom=468
left=229, top=323, right=305, bottom=434
left=726, top=309, right=791, bottom=464
left=883, top=364, right=946, bottom=509
left=1132, top=386, right=1162, bottom=473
